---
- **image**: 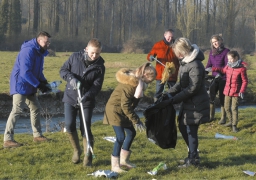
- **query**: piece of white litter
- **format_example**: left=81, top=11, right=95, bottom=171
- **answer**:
left=243, top=170, right=256, bottom=176
left=103, top=136, right=116, bottom=143
left=87, top=170, right=118, bottom=178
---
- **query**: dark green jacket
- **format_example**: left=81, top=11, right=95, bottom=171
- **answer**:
left=103, top=68, right=141, bottom=127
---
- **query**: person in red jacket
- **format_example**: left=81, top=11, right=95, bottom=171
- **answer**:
left=147, top=29, right=179, bottom=102
left=205, top=51, right=248, bottom=132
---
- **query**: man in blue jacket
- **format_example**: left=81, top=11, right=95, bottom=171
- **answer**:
left=3, top=31, right=52, bottom=148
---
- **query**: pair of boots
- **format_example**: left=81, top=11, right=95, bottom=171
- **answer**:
left=111, top=149, right=136, bottom=173
left=219, top=106, right=238, bottom=132
left=178, top=152, right=200, bottom=168
left=67, top=131, right=93, bottom=166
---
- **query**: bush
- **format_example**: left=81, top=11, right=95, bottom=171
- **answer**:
left=121, top=36, right=153, bottom=54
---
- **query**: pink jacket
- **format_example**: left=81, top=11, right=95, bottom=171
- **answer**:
left=212, top=61, right=248, bottom=97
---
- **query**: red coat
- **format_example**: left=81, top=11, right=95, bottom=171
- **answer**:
left=147, top=40, right=179, bottom=81
left=212, top=62, right=248, bottom=97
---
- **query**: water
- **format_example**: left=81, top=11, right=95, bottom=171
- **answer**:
left=0, top=105, right=255, bottom=134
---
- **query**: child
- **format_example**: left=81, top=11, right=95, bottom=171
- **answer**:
left=206, top=51, right=248, bottom=132
left=103, top=62, right=157, bottom=173
left=60, top=38, right=105, bottom=166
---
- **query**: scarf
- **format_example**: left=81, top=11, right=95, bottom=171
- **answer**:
left=212, top=43, right=224, bottom=56
left=227, top=59, right=243, bottom=68
left=134, top=79, right=147, bottom=98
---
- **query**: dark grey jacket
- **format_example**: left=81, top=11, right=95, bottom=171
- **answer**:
left=169, top=45, right=210, bottom=125
left=60, top=50, right=105, bottom=108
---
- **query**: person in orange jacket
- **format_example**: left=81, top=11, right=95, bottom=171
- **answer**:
left=147, top=29, right=180, bottom=102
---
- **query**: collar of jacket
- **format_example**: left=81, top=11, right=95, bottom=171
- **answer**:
left=180, top=44, right=200, bottom=65
left=115, top=68, right=139, bottom=87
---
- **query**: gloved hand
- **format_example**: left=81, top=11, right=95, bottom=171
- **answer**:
left=70, top=78, right=80, bottom=90
left=215, top=73, right=221, bottom=79
left=77, top=95, right=88, bottom=104
left=38, top=83, right=51, bottom=93
left=149, top=55, right=155, bottom=62
left=134, top=121, right=146, bottom=132
left=205, top=67, right=212, bottom=73
left=239, top=93, right=244, bottom=99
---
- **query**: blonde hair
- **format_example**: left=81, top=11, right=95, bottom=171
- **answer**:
left=135, top=62, right=156, bottom=83
left=172, top=37, right=193, bottom=57
left=87, top=38, right=102, bottom=49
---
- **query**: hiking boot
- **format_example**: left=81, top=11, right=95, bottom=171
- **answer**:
left=232, top=125, right=238, bottom=133
left=33, top=136, right=50, bottom=142
left=3, top=140, right=23, bottom=148
left=223, top=122, right=232, bottom=127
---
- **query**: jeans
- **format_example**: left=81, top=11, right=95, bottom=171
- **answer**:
left=224, top=96, right=239, bottom=125
left=4, top=94, right=42, bottom=141
left=112, top=125, right=136, bottom=157
left=178, top=123, right=199, bottom=158
left=155, top=80, right=176, bottom=99
left=64, top=103, right=93, bottom=140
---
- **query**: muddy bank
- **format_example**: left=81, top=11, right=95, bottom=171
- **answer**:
left=0, top=91, right=153, bottom=118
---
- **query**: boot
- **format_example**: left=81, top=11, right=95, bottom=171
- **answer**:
left=83, top=138, right=94, bottom=167
left=111, top=155, right=127, bottom=173
left=232, top=125, right=238, bottom=133
left=218, top=106, right=226, bottom=124
left=179, top=151, right=200, bottom=164
left=223, top=121, right=232, bottom=127
left=67, top=131, right=82, bottom=164
left=209, top=103, right=215, bottom=121
left=120, top=149, right=136, bottom=169
left=178, top=152, right=200, bottom=168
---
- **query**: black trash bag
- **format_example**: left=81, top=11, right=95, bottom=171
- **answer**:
left=143, top=94, right=177, bottom=149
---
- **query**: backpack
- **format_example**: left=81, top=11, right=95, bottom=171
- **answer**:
left=143, top=94, right=177, bottom=149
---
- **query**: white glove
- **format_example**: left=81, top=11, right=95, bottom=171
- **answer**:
left=205, top=67, right=212, bottom=72
left=70, top=78, right=80, bottom=90
left=239, top=93, right=244, bottom=99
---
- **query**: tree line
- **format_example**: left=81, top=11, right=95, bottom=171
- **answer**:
left=0, top=0, right=255, bottom=53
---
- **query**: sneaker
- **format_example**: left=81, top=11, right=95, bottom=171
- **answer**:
left=3, top=140, right=23, bottom=148
left=33, top=136, right=50, bottom=142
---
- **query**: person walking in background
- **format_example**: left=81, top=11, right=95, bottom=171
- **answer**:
left=103, top=62, right=156, bottom=173
left=156, top=38, right=210, bottom=167
left=147, top=29, right=179, bottom=102
left=3, top=31, right=52, bottom=148
left=205, top=51, right=248, bottom=132
left=205, top=34, right=230, bottom=123
left=60, top=38, right=105, bottom=167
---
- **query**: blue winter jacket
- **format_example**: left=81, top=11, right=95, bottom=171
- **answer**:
left=10, top=38, right=48, bottom=95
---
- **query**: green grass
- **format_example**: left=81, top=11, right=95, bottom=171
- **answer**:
left=1, top=108, right=256, bottom=179
left=1, top=51, right=256, bottom=103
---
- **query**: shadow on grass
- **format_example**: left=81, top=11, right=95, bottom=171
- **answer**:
left=201, top=154, right=256, bottom=169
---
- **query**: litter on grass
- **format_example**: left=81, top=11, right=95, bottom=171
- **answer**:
left=103, top=136, right=116, bottom=143
left=147, top=162, right=167, bottom=175
left=215, top=133, right=238, bottom=140
left=243, top=170, right=256, bottom=176
left=87, top=170, right=118, bottom=178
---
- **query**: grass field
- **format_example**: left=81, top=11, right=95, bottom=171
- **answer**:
left=1, top=108, right=256, bottom=179
left=0, top=51, right=256, bottom=179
